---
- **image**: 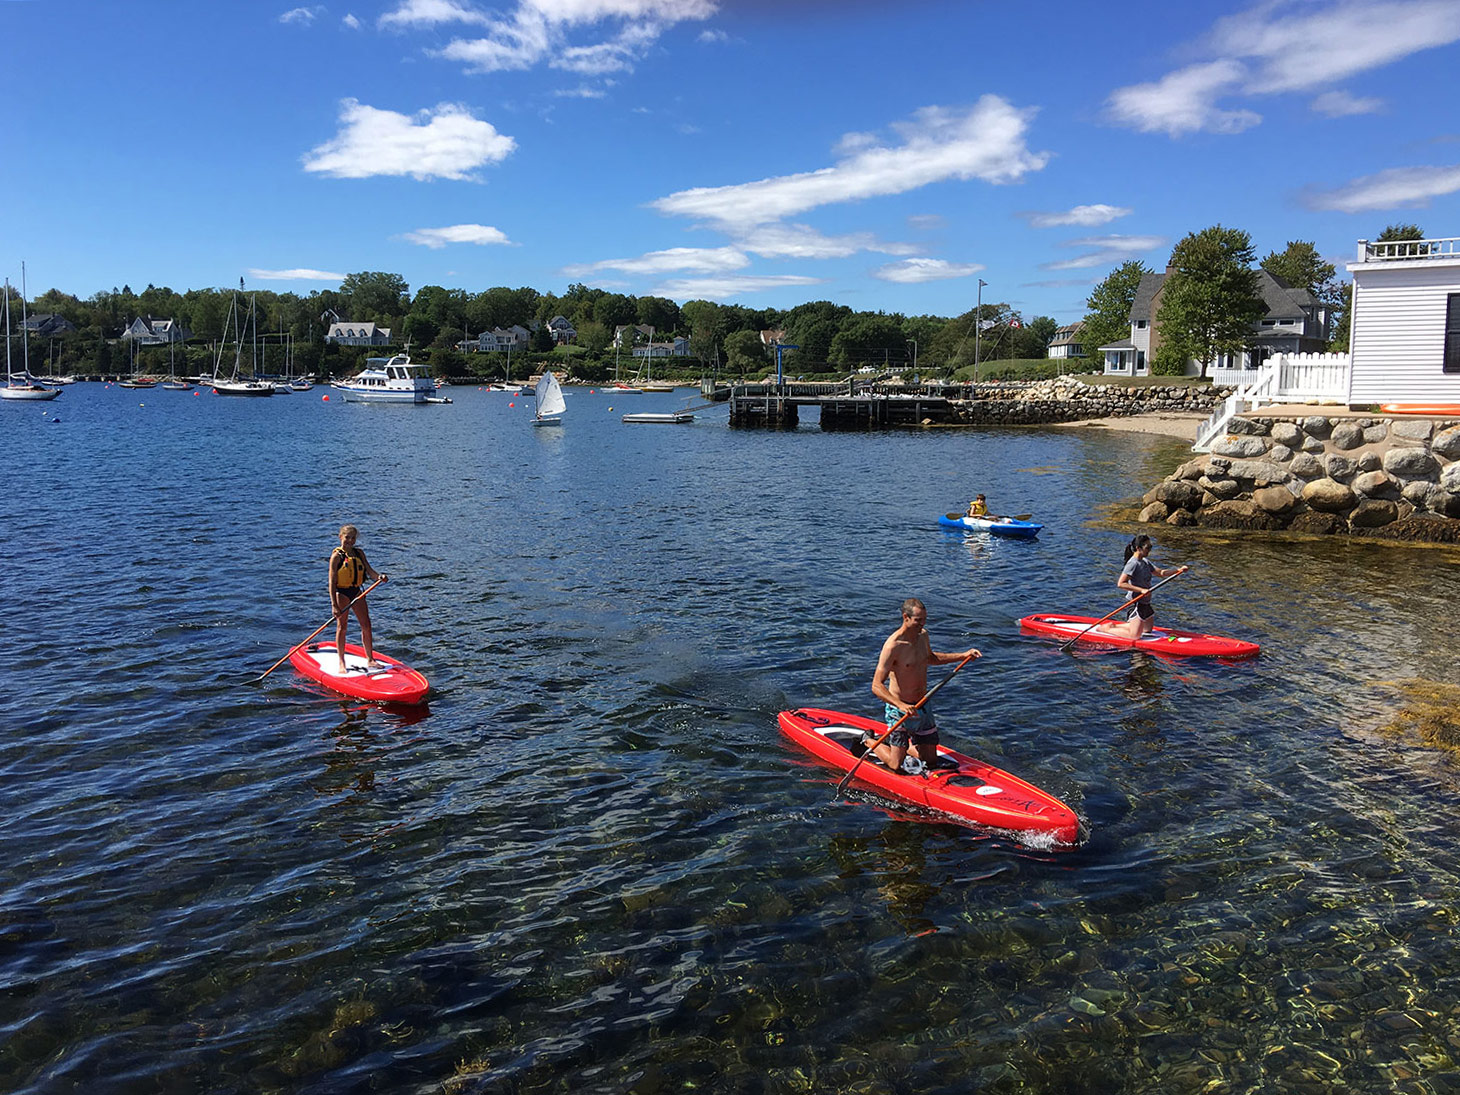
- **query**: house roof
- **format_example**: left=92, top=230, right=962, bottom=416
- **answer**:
left=1130, top=269, right=1316, bottom=323
left=1049, top=320, right=1084, bottom=345
left=1097, top=338, right=1136, bottom=351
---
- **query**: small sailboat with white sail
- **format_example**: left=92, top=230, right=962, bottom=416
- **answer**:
left=2, top=266, right=61, bottom=402
left=532, top=370, right=566, bottom=427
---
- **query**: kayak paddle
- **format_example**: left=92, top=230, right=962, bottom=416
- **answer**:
left=834, top=651, right=979, bottom=797
left=252, top=577, right=385, bottom=683
left=1057, top=568, right=1189, bottom=652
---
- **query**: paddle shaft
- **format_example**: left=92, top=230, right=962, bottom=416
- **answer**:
left=1057, top=568, right=1188, bottom=652
left=834, top=652, right=978, bottom=796
left=253, top=577, right=385, bottom=683
left=947, top=512, right=1033, bottom=522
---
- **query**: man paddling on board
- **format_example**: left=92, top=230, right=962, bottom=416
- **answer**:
left=865, top=598, right=981, bottom=774
left=329, top=524, right=388, bottom=672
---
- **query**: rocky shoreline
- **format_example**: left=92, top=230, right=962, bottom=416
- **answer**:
left=951, top=376, right=1226, bottom=426
left=1141, top=415, right=1460, bottom=543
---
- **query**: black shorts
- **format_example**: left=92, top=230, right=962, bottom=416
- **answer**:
left=1128, top=599, right=1154, bottom=621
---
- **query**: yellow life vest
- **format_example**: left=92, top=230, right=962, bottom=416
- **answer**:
left=334, top=549, right=365, bottom=587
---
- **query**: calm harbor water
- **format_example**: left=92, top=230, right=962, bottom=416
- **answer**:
left=4, top=383, right=1460, bottom=1094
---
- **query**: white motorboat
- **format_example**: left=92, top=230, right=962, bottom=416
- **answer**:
left=332, top=352, right=436, bottom=403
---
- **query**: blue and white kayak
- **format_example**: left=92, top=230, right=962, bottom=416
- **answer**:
left=938, top=512, right=1043, bottom=538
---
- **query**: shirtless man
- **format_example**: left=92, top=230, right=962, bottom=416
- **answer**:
left=866, top=598, right=981, bottom=774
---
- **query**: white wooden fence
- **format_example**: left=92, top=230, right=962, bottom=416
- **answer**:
left=1195, top=352, right=1351, bottom=452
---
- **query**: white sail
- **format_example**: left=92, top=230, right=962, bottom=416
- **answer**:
left=535, top=370, right=566, bottom=418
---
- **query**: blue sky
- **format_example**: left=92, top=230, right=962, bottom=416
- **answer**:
left=6, top=0, right=1460, bottom=324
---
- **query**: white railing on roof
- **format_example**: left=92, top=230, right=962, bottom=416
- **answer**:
left=1358, top=237, right=1460, bottom=262
left=1193, top=352, right=1351, bottom=452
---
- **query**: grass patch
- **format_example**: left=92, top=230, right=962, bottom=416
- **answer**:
left=1376, top=679, right=1460, bottom=752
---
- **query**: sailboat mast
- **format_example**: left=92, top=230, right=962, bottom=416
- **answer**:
left=4, top=279, right=11, bottom=382
left=20, top=262, right=30, bottom=379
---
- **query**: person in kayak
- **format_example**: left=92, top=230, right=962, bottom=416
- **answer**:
left=1098, top=535, right=1188, bottom=640
left=866, top=598, right=981, bottom=774
left=329, top=524, right=387, bottom=672
left=966, top=494, right=989, bottom=517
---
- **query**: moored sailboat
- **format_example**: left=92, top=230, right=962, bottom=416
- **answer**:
left=212, top=288, right=273, bottom=397
left=1, top=266, right=61, bottom=402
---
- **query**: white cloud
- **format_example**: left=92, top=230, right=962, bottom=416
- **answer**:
left=553, top=84, right=608, bottom=98
left=279, top=6, right=325, bottom=24
left=733, top=223, right=917, bottom=260
left=430, top=0, right=715, bottom=75
left=379, top=0, right=491, bottom=29
left=343, top=13, right=363, bottom=29
left=1106, top=1, right=1460, bottom=137
left=302, top=100, right=516, bottom=180
left=650, top=274, right=823, bottom=301
left=1105, top=60, right=1259, bottom=137
left=563, top=246, right=750, bottom=276
left=872, top=258, right=985, bottom=284
left=1302, top=164, right=1460, bottom=212
left=907, top=214, right=946, bottom=231
left=1021, top=204, right=1132, bottom=229
left=249, top=267, right=346, bottom=281
left=698, top=28, right=732, bottom=43
left=1043, top=234, right=1166, bottom=270
left=400, top=224, right=515, bottom=248
left=1213, top=0, right=1460, bottom=95
left=1311, top=89, right=1384, bottom=116
left=652, top=97, right=1048, bottom=229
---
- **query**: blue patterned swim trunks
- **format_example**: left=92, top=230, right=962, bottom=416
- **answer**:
left=884, top=703, right=938, bottom=748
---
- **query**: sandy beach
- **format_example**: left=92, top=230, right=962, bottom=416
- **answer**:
left=1048, top=411, right=1204, bottom=442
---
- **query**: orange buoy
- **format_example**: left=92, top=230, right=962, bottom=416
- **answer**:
left=322, top=394, right=330, bottom=401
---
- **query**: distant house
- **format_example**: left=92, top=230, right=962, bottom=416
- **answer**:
left=21, top=313, right=78, bottom=338
left=121, top=316, right=189, bottom=344
left=632, top=336, right=691, bottom=359
left=613, top=323, right=654, bottom=348
left=326, top=322, right=391, bottom=347
left=1347, top=235, right=1460, bottom=404
left=1047, top=321, right=1086, bottom=360
left=460, top=325, right=531, bottom=353
left=759, top=328, right=787, bottom=346
left=547, top=315, right=576, bottom=345
left=1098, top=268, right=1329, bottom=378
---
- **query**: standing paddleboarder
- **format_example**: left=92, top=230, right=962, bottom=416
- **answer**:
left=865, top=598, right=981, bottom=774
left=1098, top=534, right=1188, bottom=641
left=329, top=524, right=387, bottom=672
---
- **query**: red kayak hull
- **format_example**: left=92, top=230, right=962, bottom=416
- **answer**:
left=778, top=707, right=1081, bottom=845
left=1018, top=613, right=1260, bottom=659
left=1378, top=404, right=1460, bottom=416
left=288, top=641, right=430, bottom=704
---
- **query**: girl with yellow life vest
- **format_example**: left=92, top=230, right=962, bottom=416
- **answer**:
left=329, top=524, right=387, bottom=672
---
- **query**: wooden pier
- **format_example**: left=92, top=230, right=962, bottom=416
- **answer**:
left=710, top=380, right=960, bottom=428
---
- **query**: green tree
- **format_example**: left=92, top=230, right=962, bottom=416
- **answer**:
left=531, top=324, right=555, bottom=353
left=577, top=320, right=612, bottom=354
left=829, top=313, right=908, bottom=368
left=592, top=293, right=638, bottom=330
left=1082, top=260, right=1150, bottom=363
left=1376, top=222, right=1428, bottom=257
left=340, top=272, right=408, bottom=321
left=1329, top=282, right=1354, bottom=353
left=1261, top=240, right=1342, bottom=343
left=636, top=295, right=681, bottom=334
left=724, top=329, right=768, bottom=374
left=1155, top=225, right=1265, bottom=377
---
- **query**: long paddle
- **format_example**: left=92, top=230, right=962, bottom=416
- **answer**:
left=834, top=651, right=979, bottom=796
left=1057, top=568, right=1189, bottom=652
left=946, top=512, right=1033, bottom=522
left=251, top=577, right=385, bottom=683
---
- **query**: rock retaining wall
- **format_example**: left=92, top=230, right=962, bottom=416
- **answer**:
left=1141, top=416, right=1460, bottom=543
left=952, top=377, right=1226, bottom=426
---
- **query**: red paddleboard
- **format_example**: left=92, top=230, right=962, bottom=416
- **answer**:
left=1018, top=613, right=1260, bottom=659
left=1378, top=404, right=1460, bottom=416
left=289, top=641, right=430, bottom=704
left=778, top=708, right=1082, bottom=845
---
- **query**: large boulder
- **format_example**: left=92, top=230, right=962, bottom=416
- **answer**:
left=1226, top=416, right=1270, bottom=436
left=1393, top=419, right=1434, bottom=442
left=1356, top=451, right=1382, bottom=473
left=1325, top=454, right=1357, bottom=480
left=1349, top=499, right=1399, bottom=528
left=1402, top=481, right=1450, bottom=512
left=1289, top=453, right=1324, bottom=479
left=1173, top=459, right=1207, bottom=481
left=1198, top=475, right=1243, bottom=499
left=1363, top=424, right=1389, bottom=444
left=1197, top=500, right=1284, bottom=530
left=1432, top=425, right=1460, bottom=459
left=1271, top=421, right=1304, bottom=448
left=1166, top=509, right=1197, bottom=527
left=1330, top=423, right=1365, bottom=450
left=1303, top=478, right=1356, bottom=512
left=1352, top=514, right=1460, bottom=543
left=1443, top=462, right=1460, bottom=494
left=1210, top=434, right=1269, bottom=458
left=1382, top=447, right=1440, bottom=480
left=1289, top=511, right=1347, bottom=535
left=1269, top=443, right=1294, bottom=463
left=1139, top=501, right=1170, bottom=523
left=1144, top=479, right=1205, bottom=510
left=1253, top=486, right=1300, bottom=514
left=1302, top=416, right=1333, bottom=439
left=1226, top=458, right=1291, bottom=486
left=1353, top=470, right=1399, bottom=498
